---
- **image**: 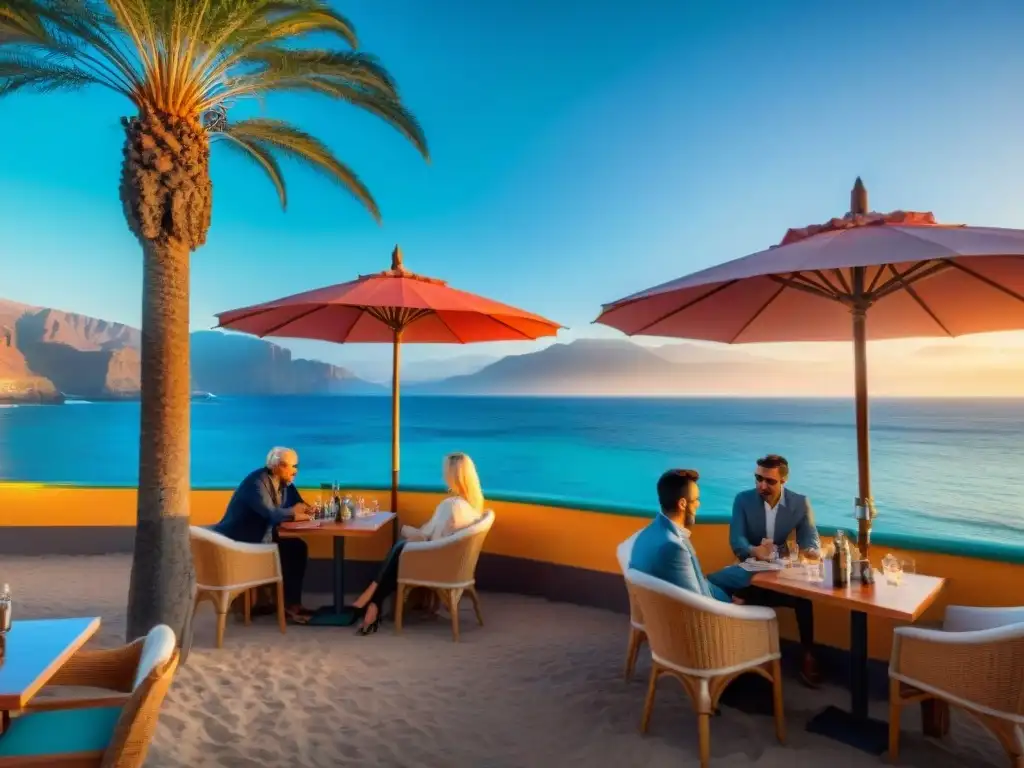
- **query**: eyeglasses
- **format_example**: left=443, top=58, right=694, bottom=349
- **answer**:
left=754, top=473, right=778, bottom=486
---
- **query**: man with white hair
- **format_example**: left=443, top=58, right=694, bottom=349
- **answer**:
left=213, top=447, right=313, bottom=623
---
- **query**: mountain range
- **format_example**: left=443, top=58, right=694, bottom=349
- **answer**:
left=0, top=299, right=381, bottom=403
left=3, top=297, right=1024, bottom=403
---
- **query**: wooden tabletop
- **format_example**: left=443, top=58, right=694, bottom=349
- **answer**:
left=752, top=570, right=946, bottom=622
left=278, top=511, right=396, bottom=539
left=0, top=616, right=101, bottom=710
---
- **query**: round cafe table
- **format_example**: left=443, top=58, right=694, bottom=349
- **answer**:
left=278, top=511, right=396, bottom=626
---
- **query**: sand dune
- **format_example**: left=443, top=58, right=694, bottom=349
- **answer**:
left=3, top=554, right=1004, bottom=767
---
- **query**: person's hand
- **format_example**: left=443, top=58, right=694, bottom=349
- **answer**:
left=753, top=541, right=775, bottom=561
left=731, top=595, right=745, bottom=605
left=292, top=506, right=311, bottom=522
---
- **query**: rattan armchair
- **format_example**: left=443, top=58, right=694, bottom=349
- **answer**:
left=616, top=532, right=646, bottom=681
left=190, top=526, right=287, bottom=648
left=624, top=568, right=785, bottom=768
left=395, top=510, right=495, bottom=642
left=0, top=625, right=180, bottom=767
left=888, top=605, right=1024, bottom=767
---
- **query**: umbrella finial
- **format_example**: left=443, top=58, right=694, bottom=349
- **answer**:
left=391, top=245, right=404, bottom=271
left=850, top=177, right=868, bottom=216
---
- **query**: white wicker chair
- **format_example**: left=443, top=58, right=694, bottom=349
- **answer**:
left=888, top=605, right=1024, bottom=767
left=625, top=568, right=785, bottom=768
left=616, top=531, right=646, bottom=680
left=395, top=510, right=495, bottom=642
left=189, top=526, right=286, bottom=648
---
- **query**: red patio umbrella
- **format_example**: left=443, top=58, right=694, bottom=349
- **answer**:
left=596, top=179, right=1024, bottom=556
left=216, top=246, right=562, bottom=514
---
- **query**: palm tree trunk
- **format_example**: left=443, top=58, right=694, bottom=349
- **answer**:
left=125, top=237, right=195, bottom=641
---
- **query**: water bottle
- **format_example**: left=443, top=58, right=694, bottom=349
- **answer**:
left=0, top=584, right=12, bottom=633
left=832, top=532, right=850, bottom=587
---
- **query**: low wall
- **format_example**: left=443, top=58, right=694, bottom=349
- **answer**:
left=1, top=482, right=1022, bottom=664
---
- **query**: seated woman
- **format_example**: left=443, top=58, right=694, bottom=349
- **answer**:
left=349, top=452, right=485, bottom=635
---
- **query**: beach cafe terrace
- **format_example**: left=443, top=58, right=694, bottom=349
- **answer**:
left=0, top=481, right=1021, bottom=767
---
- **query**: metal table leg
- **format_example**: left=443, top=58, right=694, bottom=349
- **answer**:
left=805, top=609, right=889, bottom=754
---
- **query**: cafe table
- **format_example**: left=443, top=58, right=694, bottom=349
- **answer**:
left=752, top=568, right=946, bottom=754
left=278, top=511, right=396, bottom=626
left=0, top=616, right=101, bottom=733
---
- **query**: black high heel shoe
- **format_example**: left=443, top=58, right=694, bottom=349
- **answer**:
left=356, top=616, right=380, bottom=635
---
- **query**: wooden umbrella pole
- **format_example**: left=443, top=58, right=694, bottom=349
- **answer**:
left=391, top=327, right=401, bottom=520
left=851, top=267, right=873, bottom=556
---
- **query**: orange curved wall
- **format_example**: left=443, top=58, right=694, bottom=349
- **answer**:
left=1, top=483, right=1019, bottom=662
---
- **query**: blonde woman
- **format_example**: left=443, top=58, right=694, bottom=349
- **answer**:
left=349, top=452, right=485, bottom=635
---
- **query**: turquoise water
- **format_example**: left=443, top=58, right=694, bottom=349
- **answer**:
left=1, top=396, right=1022, bottom=546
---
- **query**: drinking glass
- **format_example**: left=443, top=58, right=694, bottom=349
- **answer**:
left=786, top=540, right=799, bottom=564
left=357, top=497, right=366, bottom=516
left=883, top=558, right=903, bottom=586
left=370, top=499, right=380, bottom=514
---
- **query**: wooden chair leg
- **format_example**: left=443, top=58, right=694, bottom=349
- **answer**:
left=920, top=698, right=950, bottom=739
left=275, top=581, right=287, bottom=635
left=697, top=712, right=711, bottom=768
left=640, top=665, right=659, bottom=733
left=888, top=678, right=902, bottom=763
left=243, top=589, right=252, bottom=626
left=215, top=611, right=227, bottom=649
left=447, top=590, right=462, bottom=642
left=624, top=628, right=642, bottom=681
left=394, top=584, right=407, bottom=634
left=467, top=586, right=484, bottom=626
left=770, top=658, right=786, bottom=744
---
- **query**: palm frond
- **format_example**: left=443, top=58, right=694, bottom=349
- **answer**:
left=0, top=51, right=106, bottom=95
left=214, top=117, right=380, bottom=220
left=214, top=128, right=288, bottom=208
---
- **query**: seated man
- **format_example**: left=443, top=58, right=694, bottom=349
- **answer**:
left=213, top=447, right=313, bottom=624
left=708, top=454, right=822, bottom=686
left=629, top=468, right=737, bottom=603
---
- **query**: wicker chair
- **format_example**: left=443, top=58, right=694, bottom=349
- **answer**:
left=190, top=525, right=287, bottom=648
left=0, top=625, right=180, bottom=767
left=888, top=605, right=1024, bottom=767
left=395, top=510, right=495, bottom=642
left=616, top=532, right=646, bottom=681
left=624, top=568, right=785, bottom=768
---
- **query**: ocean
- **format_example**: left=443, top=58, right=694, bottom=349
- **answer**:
left=1, top=396, right=1023, bottom=546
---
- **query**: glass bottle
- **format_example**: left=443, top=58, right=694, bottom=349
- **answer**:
left=0, top=584, right=11, bottom=633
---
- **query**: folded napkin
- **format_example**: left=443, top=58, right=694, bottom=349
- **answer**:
left=739, top=559, right=784, bottom=572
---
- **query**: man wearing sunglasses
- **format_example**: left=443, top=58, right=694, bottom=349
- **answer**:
left=709, top=454, right=822, bottom=686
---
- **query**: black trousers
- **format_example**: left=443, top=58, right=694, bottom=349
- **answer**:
left=737, top=585, right=815, bottom=650
left=272, top=530, right=308, bottom=606
left=370, top=540, right=408, bottom=609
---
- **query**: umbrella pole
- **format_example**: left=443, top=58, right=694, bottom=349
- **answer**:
left=851, top=268, right=873, bottom=556
left=391, top=329, right=401, bottom=521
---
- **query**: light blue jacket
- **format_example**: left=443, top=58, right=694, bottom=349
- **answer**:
left=629, top=513, right=729, bottom=602
left=729, top=487, right=820, bottom=561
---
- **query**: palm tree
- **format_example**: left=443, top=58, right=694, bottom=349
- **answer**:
left=0, top=0, right=428, bottom=641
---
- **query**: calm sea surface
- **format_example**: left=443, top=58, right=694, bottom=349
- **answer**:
left=1, top=396, right=1023, bottom=546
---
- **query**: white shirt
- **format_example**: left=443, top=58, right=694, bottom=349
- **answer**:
left=764, top=488, right=785, bottom=542
left=414, top=496, right=480, bottom=541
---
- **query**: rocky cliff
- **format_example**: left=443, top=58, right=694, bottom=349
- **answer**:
left=0, top=299, right=378, bottom=403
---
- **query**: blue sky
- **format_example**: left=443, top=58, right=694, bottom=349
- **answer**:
left=4, top=0, right=1024, bottom=373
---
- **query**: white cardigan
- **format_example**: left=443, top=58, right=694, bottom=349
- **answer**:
left=408, top=496, right=480, bottom=542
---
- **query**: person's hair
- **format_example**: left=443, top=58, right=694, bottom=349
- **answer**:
left=657, top=469, right=700, bottom=513
left=265, top=446, right=296, bottom=469
left=444, top=452, right=484, bottom=512
left=756, top=454, right=789, bottom=480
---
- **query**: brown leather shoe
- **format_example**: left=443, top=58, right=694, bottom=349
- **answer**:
left=799, top=652, right=823, bottom=688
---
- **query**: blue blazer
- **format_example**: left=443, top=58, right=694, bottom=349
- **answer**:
left=629, top=513, right=729, bottom=602
left=212, top=468, right=305, bottom=544
left=729, top=487, right=820, bottom=561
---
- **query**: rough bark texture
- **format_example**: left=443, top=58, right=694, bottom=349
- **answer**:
left=121, top=108, right=212, bottom=643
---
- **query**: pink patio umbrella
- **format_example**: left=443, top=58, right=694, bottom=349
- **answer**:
left=216, top=246, right=562, bottom=515
left=596, top=179, right=1024, bottom=557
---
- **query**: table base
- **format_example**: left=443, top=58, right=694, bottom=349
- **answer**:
left=806, top=705, right=889, bottom=754
left=307, top=607, right=358, bottom=627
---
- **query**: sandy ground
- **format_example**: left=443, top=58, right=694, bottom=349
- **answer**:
left=1, top=554, right=1008, bottom=767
